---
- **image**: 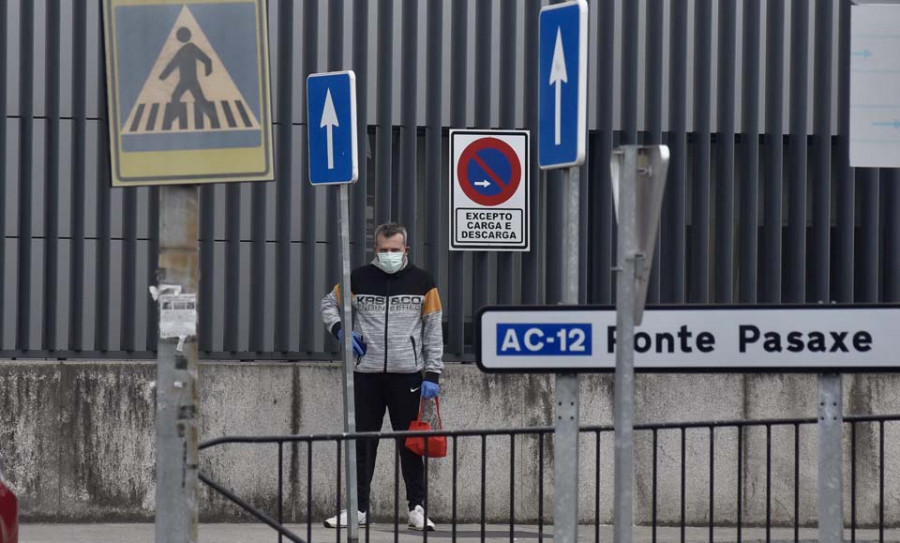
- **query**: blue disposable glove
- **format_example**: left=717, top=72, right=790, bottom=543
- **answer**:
left=336, top=329, right=367, bottom=357
left=421, top=381, right=440, bottom=399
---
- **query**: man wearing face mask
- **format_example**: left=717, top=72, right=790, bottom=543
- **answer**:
left=320, top=222, right=443, bottom=531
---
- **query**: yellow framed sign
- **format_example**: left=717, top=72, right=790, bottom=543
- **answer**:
left=102, top=0, right=274, bottom=186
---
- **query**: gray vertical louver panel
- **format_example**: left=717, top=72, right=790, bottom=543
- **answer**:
left=400, top=0, right=418, bottom=242
left=3, top=0, right=900, bottom=359
left=522, top=0, right=541, bottom=306
left=446, top=0, right=467, bottom=357
left=762, top=0, right=785, bottom=304
left=273, top=0, right=295, bottom=353
left=496, top=0, right=516, bottom=306
left=739, top=0, right=761, bottom=304
left=0, top=0, right=8, bottom=349
left=376, top=0, right=393, bottom=226
left=299, top=0, right=319, bottom=354
left=786, top=0, right=810, bottom=303
left=17, top=0, right=34, bottom=350
left=323, top=0, right=344, bottom=356
left=425, top=0, right=444, bottom=301
left=715, top=0, right=736, bottom=303
left=645, top=0, right=663, bottom=304
left=351, top=0, right=369, bottom=270
left=811, top=0, right=833, bottom=303
left=885, top=171, right=900, bottom=302
left=661, top=0, right=687, bottom=304
left=471, top=0, right=491, bottom=319
left=834, top=0, right=853, bottom=303
left=43, top=0, right=60, bottom=350
left=691, top=0, right=713, bottom=303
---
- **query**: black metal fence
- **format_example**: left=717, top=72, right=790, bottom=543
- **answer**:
left=198, top=413, right=900, bottom=543
left=2, top=1, right=900, bottom=359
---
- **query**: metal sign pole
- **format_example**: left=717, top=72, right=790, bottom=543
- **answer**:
left=155, top=186, right=200, bottom=543
left=613, top=147, right=638, bottom=543
left=818, top=373, right=843, bottom=543
left=554, top=166, right=581, bottom=543
left=339, top=184, right=360, bottom=540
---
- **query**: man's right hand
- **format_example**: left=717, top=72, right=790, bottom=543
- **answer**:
left=336, top=329, right=367, bottom=357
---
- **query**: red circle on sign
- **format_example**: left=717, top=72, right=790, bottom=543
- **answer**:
left=457, top=137, right=522, bottom=206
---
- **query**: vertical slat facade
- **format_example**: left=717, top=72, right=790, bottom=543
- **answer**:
left=16, top=0, right=34, bottom=350
left=762, top=0, right=785, bottom=304
left=446, top=0, right=467, bottom=356
left=496, top=0, right=516, bottom=306
left=691, top=0, right=713, bottom=304
left=522, top=0, right=542, bottom=306
left=645, top=0, right=663, bottom=304
left=715, top=1, right=736, bottom=304
left=0, top=0, right=6, bottom=349
left=43, top=0, right=60, bottom=350
left=0, top=0, right=895, bottom=360
left=299, top=0, right=318, bottom=354
left=662, top=0, right=687, bottom=305
left=471, top=0, right=491, bottom=315
left=739, top=0, right=761, bottom=304
left=787, top=0, right=810, bottom=303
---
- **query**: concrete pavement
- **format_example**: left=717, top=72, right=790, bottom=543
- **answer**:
left=18, top=523, right=900, bottom=543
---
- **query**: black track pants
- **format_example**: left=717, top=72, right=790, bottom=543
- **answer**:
left=354, top=371, right=425, bottom=513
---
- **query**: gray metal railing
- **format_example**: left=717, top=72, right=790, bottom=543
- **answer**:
left=198, top=414, right=900, bottom=543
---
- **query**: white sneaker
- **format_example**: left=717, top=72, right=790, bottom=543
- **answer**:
left=408, top=505, right=436, bottom=531
left=323, top=509, right=368, bottom=528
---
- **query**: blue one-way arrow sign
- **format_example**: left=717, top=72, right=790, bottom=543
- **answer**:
left=307, top=71, right=358, bottom=184
left=539, top=0, right=588, bottom=170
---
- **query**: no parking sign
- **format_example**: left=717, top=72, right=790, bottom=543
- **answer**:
left=450, top=130, right=530, bottom=251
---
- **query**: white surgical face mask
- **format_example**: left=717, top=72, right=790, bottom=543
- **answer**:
left=377, top=252, right=405, bottom=274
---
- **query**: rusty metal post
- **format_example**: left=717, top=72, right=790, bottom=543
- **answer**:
left=154, top=185, right=200, bottom=543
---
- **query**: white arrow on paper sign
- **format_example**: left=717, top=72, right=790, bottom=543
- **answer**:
left=475, top=180, right=491, bottom=188
left=320, top=89, right=340, bottom=170
left=549, top=27, right=568, bottom=146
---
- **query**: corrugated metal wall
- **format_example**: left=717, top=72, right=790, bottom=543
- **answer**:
left=1, top=0, right=898, bottom=360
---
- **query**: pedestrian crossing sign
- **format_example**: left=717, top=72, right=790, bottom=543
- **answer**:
left=102, top=0, right=274, bottom=186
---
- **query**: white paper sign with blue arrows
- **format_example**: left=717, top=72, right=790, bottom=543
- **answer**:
left=538, top=0, right=588, bottom=170
left=307, top=71, right=358, bottom=184
left=850, top=4, right=900, bottom=168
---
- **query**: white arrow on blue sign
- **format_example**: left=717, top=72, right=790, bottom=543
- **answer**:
left=538, top=0, right=588, bottom=170
left=307, top=71, right=358, bottom=185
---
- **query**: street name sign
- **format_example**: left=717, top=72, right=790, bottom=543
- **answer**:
left=476, top=305, right=900, bottom=373
left=538, top=0, right=588, bottom=169
left=307, top=71, right=359, bottom=185
left=102, top=0, right=274, bottom=186
left=450, top=130, right=530, bottom=251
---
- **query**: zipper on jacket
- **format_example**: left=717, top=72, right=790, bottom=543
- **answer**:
left=410, top=336, right=418, bottom=367
left=383, top=274, right=391, bottom=372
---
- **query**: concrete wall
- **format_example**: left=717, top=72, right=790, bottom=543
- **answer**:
left=2, top=361, right=900, bottom=526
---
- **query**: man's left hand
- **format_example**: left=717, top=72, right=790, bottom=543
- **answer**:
left=421, top=381, right=440, bottom=399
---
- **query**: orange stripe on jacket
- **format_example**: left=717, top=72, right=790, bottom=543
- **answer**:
left=422, top=288, right=442, bottom=315
left=333, top=284, right=354, bottom=307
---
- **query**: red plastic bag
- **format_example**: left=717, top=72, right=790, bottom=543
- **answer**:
left=405, top=397, right=447, bottom=458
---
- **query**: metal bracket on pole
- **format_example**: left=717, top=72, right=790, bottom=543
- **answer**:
left=339, top=184, right=360, bottom=540
left=818, top=373, right=843, bottom=543
left=554, top=166, right=581, bottom=543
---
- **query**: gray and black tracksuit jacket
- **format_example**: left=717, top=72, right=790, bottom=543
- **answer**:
left=321, top=260, right=444, bottom=383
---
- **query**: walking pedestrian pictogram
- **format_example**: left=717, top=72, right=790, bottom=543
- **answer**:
left=121, top=6, right=261, bottom=136
left=103, top=0, right=273, bottom=186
